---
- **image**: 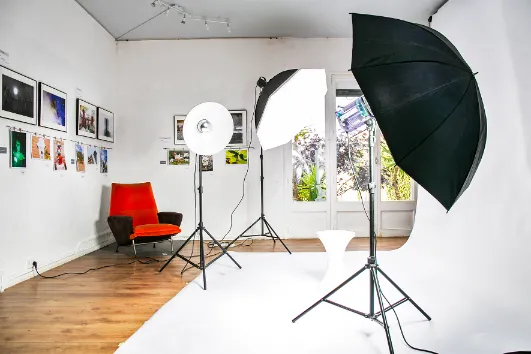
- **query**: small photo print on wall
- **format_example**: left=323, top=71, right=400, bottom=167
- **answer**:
left=53, top=139, right=67, bottom=171
left=228, top=110, right=247, bottom=146
left=76, top=99, right=97, bottom=139
left=226, top=149, right=248, bottom=165
left=10, top=130, right=27, bottom=168
left=168, top=150, right=190, bottom=165
left=39, top=83, right=67, bottom=132
left=201, top=155, right=213, bottom=172
left=0, top=66, right=37, bottom=125
left=97, top=108, right=114, bottom=142
left=174, top=115, right=185, bottom=144
left=75, top=144, right=85, bottom=172
left=100, top=148, right=108, bottom=173
left=87, top=146, right=98, bottom=165
left=31, top=135, right=51, bottom=160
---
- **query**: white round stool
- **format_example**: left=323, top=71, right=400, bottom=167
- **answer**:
left=317, top=230, right=356, bottom=291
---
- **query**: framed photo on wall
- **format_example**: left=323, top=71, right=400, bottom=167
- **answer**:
left=76, top=99, right=97, bottom=139
left=228, top=110, right=247, bottom=147
left=97, top=107, right=114, bottom=142
left=39, top=83, right=67, bottom=132
left=10, top=130, right=27, bottom=168
left=174, top=115, right=186, bottom=145
left=0, top=66, right=37, bottom=125
left=168, top=149, right=190, bottom=166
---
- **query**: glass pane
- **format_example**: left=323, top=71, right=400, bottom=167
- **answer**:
left=380, top=134, right=414, bottom=201
left=336, top=95, right=369, bottom=201
left=292, top=122, right=326, bottom=202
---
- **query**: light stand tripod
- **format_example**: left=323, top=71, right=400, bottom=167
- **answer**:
left=227, top=148, right=291, bottom=253
left=159, top=155, right=242, bottom=290
left=292, top=119, right=431, bottom=354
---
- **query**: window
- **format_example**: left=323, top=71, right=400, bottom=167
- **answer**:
left=380, top=134, right=414, bottom=201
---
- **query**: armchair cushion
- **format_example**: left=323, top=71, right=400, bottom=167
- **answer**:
left=131, top=224, right=181, bottom=239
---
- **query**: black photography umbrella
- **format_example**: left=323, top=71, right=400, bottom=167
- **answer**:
left=351, top=13, right=487, bottom=210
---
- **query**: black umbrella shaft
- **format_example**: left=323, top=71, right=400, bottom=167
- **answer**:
left=368, top=121, right=376, bottom=260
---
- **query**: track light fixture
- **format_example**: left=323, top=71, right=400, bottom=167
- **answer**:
left=227, top=23, right=231, bottom=33
left=150, top=0, right=230, bottom=30
left=205, top=21, right=209, bottom=30
left=181, top=14, right=186, bottom=24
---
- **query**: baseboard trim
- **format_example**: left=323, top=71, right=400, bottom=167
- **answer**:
left=3, top=230, right=114, bottom=290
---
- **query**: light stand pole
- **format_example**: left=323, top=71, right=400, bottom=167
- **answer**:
left=160, top=156, right=242, bottom=290
left=227, top=147, right=291, bottom=253
left=292, top=119, right=431, bottom=354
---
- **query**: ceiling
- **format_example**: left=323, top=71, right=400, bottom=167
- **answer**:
left=75, top=0, right=446, bottom=41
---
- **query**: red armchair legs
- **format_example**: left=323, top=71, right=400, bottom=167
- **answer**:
left=107, top=182, right=182, bottom=256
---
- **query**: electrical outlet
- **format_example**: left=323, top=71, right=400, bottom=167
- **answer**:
left=26, top=258, right=36, bottom=270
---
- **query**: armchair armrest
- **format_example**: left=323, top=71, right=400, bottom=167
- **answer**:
left=108, top=216, right=134, bottom=246
left=158, top=212, right=183, bottom=226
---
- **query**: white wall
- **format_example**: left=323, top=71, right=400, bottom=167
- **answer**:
left=0, top=0, right=117, bottom=288
left=115, top=38, right=353, bottom=239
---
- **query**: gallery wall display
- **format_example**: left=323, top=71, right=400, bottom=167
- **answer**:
left=10, top=130, right=27, bottom=168
left=75, top=143, right=85, bottom=172
left=201, top=155, right=213, bottom=172
left=87, top=146, right=98, bottom=165
left=38, top=83, right=67, bottom=132
left=97, top=107, right=114, bottom=142
left=31, top=134, right=51, bottom=160
left=168, top=149, right=190, bottom=165
left=53, top=138, right=67, bottom=171
left=226, top=149, right=248, bottom=165
left=100, top=148, right=108, bottom=173
left=76, top=99, right=97, bottom=139
left=174, top=115, right=185, bottom=145
left=228, top=110, right=247, bottom=147
left=1, top=66, right=37, bottom=125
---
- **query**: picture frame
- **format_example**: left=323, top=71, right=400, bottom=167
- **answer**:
left=100, top=148, right=108, bottom=173
left=226, top=148, right=248, bottom=165
left=0, top=66, right=37, bottom=125
left=228, top=110, right=247, bottom=147
left=168, top=149, right=190, bottom=166
left=76, top=99, right=97, bottom=139
left=10, top=130, right=27, bottom=168
left=174, top=115, right=186, bottom=145
left=39, top=82, right=67, bottom=132
left=97, top=107, right=114, bottom=142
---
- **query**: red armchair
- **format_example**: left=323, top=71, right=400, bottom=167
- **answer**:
left=107, top=182, right=182, bottom=256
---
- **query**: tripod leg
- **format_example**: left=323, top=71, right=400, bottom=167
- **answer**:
left=264, top=218, right=292, bottom=254
left=199, top=228, right=206, bottom=290
left=159, top=229, right=197, bottom=272
left=226, top=217, right=261, bottom=248
left=293, top=265, right=367, bottom=323
left=263, top=218, right=276, bottom=242
left=203, top=228, right=242, bottom=269
left=377, top=268, right=431, bottom=321
left=371, top=268, right=394, bottom=354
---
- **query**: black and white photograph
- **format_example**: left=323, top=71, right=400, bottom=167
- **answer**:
left=0, top=66, right=37, bottom=125
left=97, top=107, right=114, bottom=142
left=174, top=115, right=186, bottom=145
left=228, top=110, right=247, bottom=146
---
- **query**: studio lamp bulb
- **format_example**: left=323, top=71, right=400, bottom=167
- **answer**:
left=197, top=119, right=212, bottom=133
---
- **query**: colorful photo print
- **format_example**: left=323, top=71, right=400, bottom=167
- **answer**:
left=39, top=83, right=67, bottom=132
left=75, top=143, right=85, bottom=172
left=174, top=116, right=185, bottom=144
left=10, top=130, right=27, bottom=168
left=31, top=135, right=51, bottom=160
left=226, top=149, right=248, bottom=165
left=53, top=139, right=67, bottom=171
left=168, top=150, right=190, bottom=165
left=97, top=108, right=114, bottom=142
left=100, top=148, right=108, bottom=173
left=0, top=66, right=37, bottom=125
left=228, top=110, right=247, bottom=146
left=87, top=146, right=98, bottom=165
left=201, top=155, right=213, bottom=172
left=76, top=99, right=97, bottom=139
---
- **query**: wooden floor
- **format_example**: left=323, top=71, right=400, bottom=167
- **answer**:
left=0, top=237, right=407, bottom=353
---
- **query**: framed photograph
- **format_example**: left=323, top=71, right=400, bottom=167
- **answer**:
left=168, top=149, right=190, bottom=166
left=10, top=130, right=27, bottom=168
left=100, top=148, right=108, bottom=173
left=39, top=83, right=67, bottom=132
left=227, top=110, right=247, bottom=147
left=75, top=143, right=85, bottom=172
left=53, top=138, right=68, bottom=171
left=97, top=107, right=114, bottom=142
left=201, top=155, right=213, bottom=172
left=226, top=149, right=248, bottom=165
left=31, top=135, right=51, bottom=160
left=87, top=146, right=98, bottom=165
left=0, top=66, right=37, bottom=125
left=76, top=99, right=97, bottom=139
left=174, top=115, right=186, bottom=145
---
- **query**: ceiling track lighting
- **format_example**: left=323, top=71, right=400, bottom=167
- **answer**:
left=151, top=0, right=230, bottom=31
